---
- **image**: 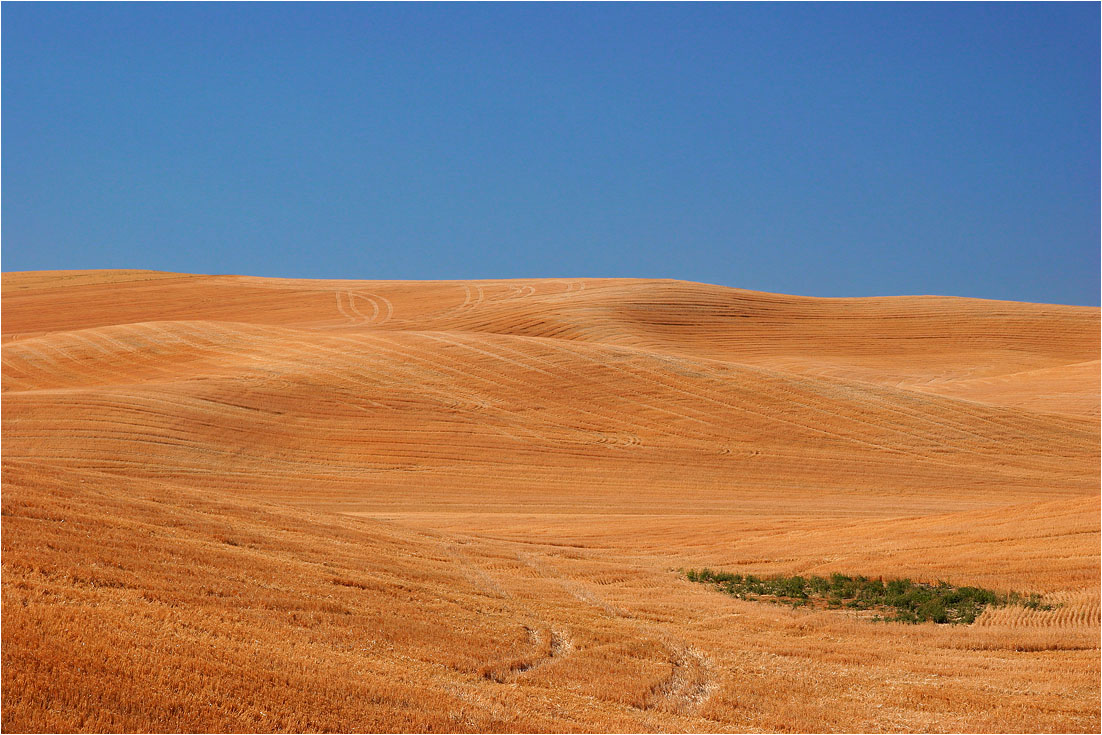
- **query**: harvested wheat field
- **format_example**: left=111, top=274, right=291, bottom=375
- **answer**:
left=2, top=269, right=1099, bottom=733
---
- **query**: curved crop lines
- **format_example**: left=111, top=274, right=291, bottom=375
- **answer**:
left=592, top=432, right=644, bottom=449
left=456, top=285, right=485, bottom=313
left=334, top=290, right=394, bottom=327
left=456, top=285, right=475, bottom=313
left=333, top=290, right=357, bottom=324
left=344, top=292, right=376, bottom=324
left=441, top=541, right=578, bottom=685
left=467, top=285, right=485, bottom=311
left=357, top=291, right=394, bottom=326
left=562, top=280, right=586, bottom=294
left=514, top=549, right=717, bottom=717
left=489, top=284, right=535, bottom=302
left=642, top=643, right=717, bottom=717
left=430, top=284, right=491, bottom=323
left=516, top=552, right=630, bottom=619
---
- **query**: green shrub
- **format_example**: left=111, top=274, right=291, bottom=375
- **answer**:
left=684, top=569, right=1053, bottom=625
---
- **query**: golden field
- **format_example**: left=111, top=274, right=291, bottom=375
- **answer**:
left=2, top=270, right=1098, bottom=732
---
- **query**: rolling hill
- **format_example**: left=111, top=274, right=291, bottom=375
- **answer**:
left=3, top=270, right=1098, bottom=732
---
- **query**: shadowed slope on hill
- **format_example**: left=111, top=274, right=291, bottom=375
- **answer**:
left=4, top=271, right=1097, bottom=406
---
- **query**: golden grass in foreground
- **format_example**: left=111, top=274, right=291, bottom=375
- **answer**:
left=2, top=271, right=1099, bottom=732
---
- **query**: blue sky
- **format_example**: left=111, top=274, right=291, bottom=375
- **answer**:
left=3, top=2, right=1098, bottom=305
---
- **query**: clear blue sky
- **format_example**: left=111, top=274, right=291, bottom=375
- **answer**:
left=3, top=2, right=1098, bottom=305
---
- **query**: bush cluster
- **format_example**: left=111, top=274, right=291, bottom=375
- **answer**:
left=685, top=569, right=1052, bottom=625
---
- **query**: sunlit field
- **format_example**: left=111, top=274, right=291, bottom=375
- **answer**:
left=3, top=270, right=1098, bottom=732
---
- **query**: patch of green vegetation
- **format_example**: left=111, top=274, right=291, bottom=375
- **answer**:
left=685, top=569, right=1053, bottom=625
